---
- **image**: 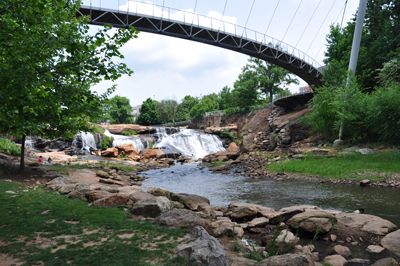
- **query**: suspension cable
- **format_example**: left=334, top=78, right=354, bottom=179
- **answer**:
left=306, top=0, right=338, bottom=54
left=295, top=0, right=322, bottom=48
left=281, top=0, right=303, bottom=42
left=218, top=0, right=229, bottom=32
left=243, top=0, right=256, bottom=32
left=191, top=0, right=198, bottom=24
left=264, top=0, right=280, bottom=36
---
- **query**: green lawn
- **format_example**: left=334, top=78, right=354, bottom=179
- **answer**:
left=267, top=150, right=400, bottom=181
left=0, top=180, right=189, bottom=266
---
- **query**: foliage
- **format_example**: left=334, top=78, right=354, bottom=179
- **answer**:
left=179, top=95, right=200, bottom=120
left=100, top=135, right=114, bottom=150
left=122, top=129, right=137, bottom=136
left=220, top=130, right=236, bottom=142
left=233, top=70, right=262, bottom=110
left=0, top=179, right=188, bottom=265
left=324, top=1, right=400, bottom=90
left=267, top=151, right=400, bottom=181
left=0, top=0, right=138, bottom=170
left=218, top=86, right=239, bottom=111
left=189, top=94, right=220, bottom=118
left=377, top=53, right=400, bottom=86
left=148, top=141, right=154, bottom=149
left=108, top=95, right=134, bottom=124
left=156, top=98, right=185, bottom=124
left=90, top=125, right=105, bottom=134
left=0, top=138, right=21, bottom=156
left=137, top=98, right=160, bottom=125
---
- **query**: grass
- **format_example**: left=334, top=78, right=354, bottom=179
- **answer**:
left=0, top=179, right=189, bottom=265
left=267, top=150, right=400, bottom=181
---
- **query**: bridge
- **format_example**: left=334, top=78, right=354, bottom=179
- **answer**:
left=77, top=2, right=323, bottom=87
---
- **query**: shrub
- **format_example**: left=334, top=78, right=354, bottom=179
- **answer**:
left=122, top=129, right=137, bottom=136
left=0, top=138, right=21, bottom=156
left=100, top=135, right=114, bottom=150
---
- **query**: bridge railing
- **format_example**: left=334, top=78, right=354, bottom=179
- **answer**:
left=82, top=0, right=322, bottom=71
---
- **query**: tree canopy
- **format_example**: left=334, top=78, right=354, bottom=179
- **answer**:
left=0, top=0, right=138, bottom=169
left=137, top=98, right=160, bottom=126
left=108, top=96, right=134, bottom=124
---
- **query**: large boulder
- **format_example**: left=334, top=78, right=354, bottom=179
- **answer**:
left=128, top=191, right=155, bottom=203
left=171, top=193, right=210, bottom=211
left=213, top=222, right=244, bottom=238
left=381, top=229, right=400, bottom=257
left=204, top=125, right=237, bottom=134
left=228, top=202, right=275, bottom=218
left=100, top=124, right=152, bottom=134
left=140, top=149, right=166, bottom=159
left=147, top=186, right=171, bottom=199
left=85, top=190, right=114, bottom=202
left=203, top=151, right=240, bottom=163
left=152, top=209, right=213, bottom=235
left=141, top=149, right=158, bottom=159
left=255, top=254, right=314, bottom=266
left=130, top=196, right=171, bottom=218
left=117, top=186, right=142, bottom=196
left=67, top=189, right=91, bottom=201
left=372, top=258, right=399, bottom=266
left=323, top=254, right=348, bottom=266
left=176, top=226, right=228, bottom=266
left=265, top=209, right=304, bottom=225
left=101, top=147, right=118, bottom=157
left=226, top=142, right=240, bottom=153
left=88, top=194, right=132, bottom=207
left=335, top=213, right=397, bottom=236
left=115, top=144, right=139, bottom=159
left=287, top=210, right=336, bottom=234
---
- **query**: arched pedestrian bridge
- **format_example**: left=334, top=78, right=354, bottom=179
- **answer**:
left=77, top=3, right=323, bottom=86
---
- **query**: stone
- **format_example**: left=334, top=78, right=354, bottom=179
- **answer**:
left=128, top=191, right=155, bottom=203
left=58, top=183, right=90, bottom=194
left=88, top=194, right=132, bottom=207
left=67, top=189, right=91, bottom=201
left=98, top=178, right=124, bottom=186
left=324, top=254, right=348, bottom=266
left=294, top=244, right=315, bottom=255
left=141, top=149, right=157, bottom=159
left=115, top=143, right=139, bottom=159
left=333, top=245, right=352, bottom=257
left=265, top=209, right=303, bottom=225
left=279, top=205, right=322, bottom=213
left=46, top=176, right=76, bottom=186
left=287, top=210, right=336, bottom=234
left=85, top=190, right=114, bottom=202
left=96, top=170, right=109, bottom=178
left=372, top=258, right=399, bottom=266
left=226, top=142, right=240, bottom=153
left=255, top=254, right=314, bottom=266
left=348, top=259, right=370, bottom=264
left=335, top=213, right=397, bottom=236
left=101, top=147, right=118, bottom=157
left=100, top=124, right=152, bottom=135
left=230, top=205, right=258, bottom=219
left=152, top=209, right=213, bottom=235
left=130, top=196, right=171, bottom=218
left=330, top=234, right=337, bottom=242
left=176, top=226, right=228, bottom=266
left=358, top=148, right=374, bottom=155
left=228, top=202, right=275, bottom=219
left=360, top=179, right=371, bottom=186
left=117, top=186, right=142, bottom=196
left=367, top=245, right=385, bottom=253
left=381, top=229, right=400, bottom=257
left=171, top=193, right=210, bottom=211
left=248, top=217, right=269, bottom=228
left=275, top=229, right=299, bottom=248
left=158, top=158, right=174, bottom=165
left=227, top=256, right=257, bottom=266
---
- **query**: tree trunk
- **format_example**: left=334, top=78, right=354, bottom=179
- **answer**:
left=20, top=134, right=25, bottom=171
left=270, top=92, right=273, bottom=105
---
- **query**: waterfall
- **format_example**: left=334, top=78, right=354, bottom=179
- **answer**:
left=154, top=128, right=225, bottom=159
left=72, top=132, right=97, bottom=152
left=25, top=136, right=35, bottom=150
left=104, top=129, right=147, bottom=152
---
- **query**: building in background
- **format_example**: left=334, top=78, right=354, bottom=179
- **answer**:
left=131, top=105, right=141, bottom=121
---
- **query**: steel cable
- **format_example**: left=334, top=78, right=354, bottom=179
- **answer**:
left=243, top=0, right=256, bottom=36
left=295, top=0, right=322, bottom=48
left=264, top=0, right=280, bottom=36
left=282, top=0, right=303, bottom=42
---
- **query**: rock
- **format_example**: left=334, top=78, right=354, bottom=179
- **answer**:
left=204, top=125, right=237, bottom=134
left=130, top=196, right=171, bottom=218
left=348, top=258, right=370, bottom=264
left=99, top=178, right=125, bottom=186
left=147, top=187, right=171, bottom=199
left=88, top=194, right=132, bottom=207
left=360, top=179, right=371, bottom=186
left=279, top=205, right=322, bottom=213
left=101, top=147, right=118, bottom=157
left=330, top=234, right=337, bottom=242
left=275, top=229, right=299, bottom=248
left=226, top=142, right=240, bottom=153
left=100, top=124, right=152, bottom=134
left=227, top=256, right=257, bottom=266
left=117, top=186, right=142, bottom=196
left=381, top=229, right=400, bottom=257
left=255, top=254, right=314, bottom=266
left=141, top=149, right=157, bottom=159
left=287, top=210, right=336, bottom=234
left=367, top=245, right=385, bottom=253
left=294, top=244, right=315, bottom=255
left=202, top=151, right=240, bottom=162
left=152, top=209, right=213, bottom=235
left=96, top=170, right=109, bottom=178
left=372, top=258, right=399, bottom=266
left=265, top=209, right=303, bottom=225
left=46, top=176, right=76, bottom=186
left=158, top=158, right=174, bottom=165
left=333, top=245, right=352, bottom=257
left=116, top=143, right=139, bottom=159
left=323, top=254, right=348, bottom=266
left=211, top=164, right=231, bottom=172
left=358, top=148, right=374, bottom=155
left=248, top=217, right=269, bottom=228
left=171, top=193, right=210, bottom=211
left=67, top=189, right=91, bottom=201
left=176, top=226, right=228, bottom=266
left=85, top=190, right=114, bottom=202
left=58, top=183, right=90, bottom=194
left=335, top=213, right=397, bottom=236
left=128, top=191, right=155, bottom=203
left=230, top=205, right=258, bottom=220
left=228, top=202, right=275, bottom=219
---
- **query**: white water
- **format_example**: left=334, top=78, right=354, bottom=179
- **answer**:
left=72, top=132, right=97, bottom=152
left=154, top=128, right=225, bottom=159
left=104, top=129, right=147, bottom=151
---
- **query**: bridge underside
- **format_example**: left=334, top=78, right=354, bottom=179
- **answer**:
left=77, top=6, right=323, bottom=87
left=273, top=92, right=314, bottom=111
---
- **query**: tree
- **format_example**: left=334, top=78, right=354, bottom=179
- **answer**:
left=137, top=98, right=160, bottom=125
left=156, top=98, right=180, bottom=124
left=108, top=96, right=134, bottom=124
left=233, top=70, right=261, bottom=110
left=218, top=86, right=238, bottom=111
left=179, top=95, right=200, bottom=120
left=189, top=94, right=219, bottom=118
left=0, top=0, right=138, bottom=170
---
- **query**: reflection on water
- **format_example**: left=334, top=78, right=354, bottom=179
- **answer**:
left=140, top=162, right=400, bottom=226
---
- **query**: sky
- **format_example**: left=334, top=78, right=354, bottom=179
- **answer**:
left=83, top=0, right=361, bottom=107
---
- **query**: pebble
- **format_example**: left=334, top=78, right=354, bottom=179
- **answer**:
left=5, top=191, right=16, bottom=194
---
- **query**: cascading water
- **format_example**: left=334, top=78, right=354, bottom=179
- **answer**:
left=104, top=129, right=147, bottom=152
left=72, top=132, right=97, bottom=152
left=154, top=128, right=225, bottom=159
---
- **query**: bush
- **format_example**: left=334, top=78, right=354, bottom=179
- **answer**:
left=0, top=138, right=21, bottom=156
left=100, top=135, right=114, bottom=150
left=121, top=129, right=137, bottom=136
left=90, top=125, right=105, bottom=134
